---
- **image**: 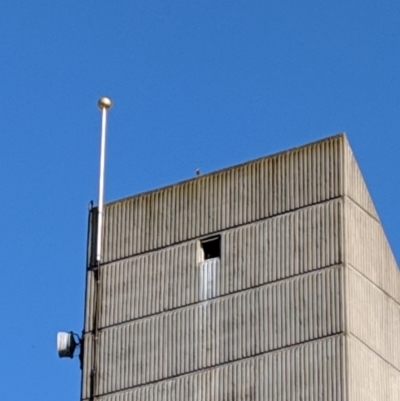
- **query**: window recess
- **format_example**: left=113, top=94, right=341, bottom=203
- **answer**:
left=198, top=236, right=220, bottom=301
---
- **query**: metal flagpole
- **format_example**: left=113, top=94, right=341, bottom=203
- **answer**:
left=96, top=96, right=113, bottom=263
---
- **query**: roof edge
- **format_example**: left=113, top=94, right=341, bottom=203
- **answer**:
left=105, top=132, right=347, bottom=207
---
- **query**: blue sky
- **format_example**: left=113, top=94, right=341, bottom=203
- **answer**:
left=1, top=1, right=399, bottom=400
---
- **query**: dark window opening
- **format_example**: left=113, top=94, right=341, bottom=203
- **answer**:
left=201, top=236, right=221, bottom=260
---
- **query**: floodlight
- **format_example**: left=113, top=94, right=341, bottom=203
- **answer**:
left=57, top=331, right=77, bottom=358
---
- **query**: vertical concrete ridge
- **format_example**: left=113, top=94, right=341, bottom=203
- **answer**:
left=90, top=134, right=345, bottom=263
left=84, top=200, right=343, bottom=332
left=84, top=266, right=344, bottom=395
left=83, top=335, right=346, bottom=401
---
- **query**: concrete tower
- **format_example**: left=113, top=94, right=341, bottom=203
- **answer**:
left=81, top=134, right=400, bottom=401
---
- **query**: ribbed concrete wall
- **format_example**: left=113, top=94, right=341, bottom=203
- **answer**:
left=85, top=199, right=342, bottom=332
left=90, top=134, right=379, bottom=265
left=82, top=265, right=344, bottom=398
left=89, top=135, right=344, bottom=264
left=87, top=335, right=346, bottom=401
left=83, top=266, right=343, bottom=397
left=81, top=134, right=400, bottom=401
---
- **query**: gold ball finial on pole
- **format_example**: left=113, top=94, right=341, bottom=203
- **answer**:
left=98, top=96, right=113, bottom=110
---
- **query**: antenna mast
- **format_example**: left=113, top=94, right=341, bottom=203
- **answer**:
left=96, top=96, right=113, bottom=263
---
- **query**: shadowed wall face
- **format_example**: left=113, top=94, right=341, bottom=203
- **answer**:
left=81, top=135, right=400, bottom=401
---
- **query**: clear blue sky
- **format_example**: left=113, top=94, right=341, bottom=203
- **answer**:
left=0, top=1, right=399, bottom=400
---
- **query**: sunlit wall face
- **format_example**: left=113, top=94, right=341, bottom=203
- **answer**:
left=81, top=135, right=400, bottom=401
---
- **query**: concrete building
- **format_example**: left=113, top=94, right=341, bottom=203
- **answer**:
left=81, top=133, right=400, bottom=401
